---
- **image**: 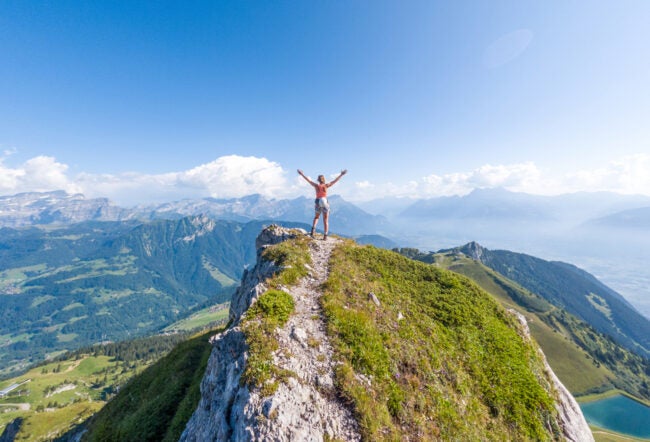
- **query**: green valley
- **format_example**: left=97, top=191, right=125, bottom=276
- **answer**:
left=0, top=333, right=189, bottom=441
left=0, top=217, right=278, bottom=376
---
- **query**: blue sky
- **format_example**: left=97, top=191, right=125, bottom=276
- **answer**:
left=1, top=1, right=650, bottom=204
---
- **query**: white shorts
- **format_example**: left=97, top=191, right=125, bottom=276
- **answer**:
left=314, top=197, right=330, bottom=214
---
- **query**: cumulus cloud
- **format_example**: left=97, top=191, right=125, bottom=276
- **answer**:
left=0, top=154, right=296, bottom=205
left=180, top=155, right=290, bottom=198
left=362, top=162, right=546, bottom=199
left=2, top=153, right=650, bottom=204
left=76, top=155, right=296, bottom=204
left=0, top=155, right=81, bottom=194
left=347, top=157, right=650, bottom=200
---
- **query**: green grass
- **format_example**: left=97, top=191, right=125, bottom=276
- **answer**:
left=57, top=333, right=79, bottom=343
left=202, top=259, right=237, bottom=287
left=322, top=241, right=561, bottom=441
left=238, top=229, right=311, bottom=394
left=0, top=332, right=188, bottom=441
left=30, top=295, right=55, bottom=308
left=427, top=253, right=650, bottom=401
left=164, top=303, right=230, bottom=332
left=0, top=264, right=48, bottom=285
left=0, top=355, right=141, bottom=440
left=261, top=233, right=311, bottom=288
left=62, top=302, right=84, bottom=311
left=591, top=425, right=650, bottom=442
left=241, top=289, right=295, bottom=393
left=444, top=257, right=612, bottom=394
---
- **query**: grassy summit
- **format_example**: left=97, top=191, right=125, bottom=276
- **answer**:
left=322, top=241, right=561, bottom=440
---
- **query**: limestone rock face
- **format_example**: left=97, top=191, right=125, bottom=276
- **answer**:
left=180, top=225, right=359, bottom=442
left=509, top=310, right=594, bottom=442
left=0, top=191, right=131, bottom=227
left=459, top=241, right=486, bottom=261
left=228, top=225, right=304, bottom=325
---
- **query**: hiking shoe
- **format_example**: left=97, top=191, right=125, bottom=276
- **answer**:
left=322, top=234, right=328, bottom=241
left=309, top=228, right=315, bottom=238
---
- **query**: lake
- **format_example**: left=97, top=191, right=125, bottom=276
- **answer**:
left=579, top=394, right=650, bottom=439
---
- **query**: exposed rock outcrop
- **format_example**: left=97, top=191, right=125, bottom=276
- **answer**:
left=180, top=226, right=359, bottom=442
left=459, top=241, right=486, bottom=261
left=509, top=309, right=594, bottom=442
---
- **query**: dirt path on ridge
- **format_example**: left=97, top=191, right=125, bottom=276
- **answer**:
left=273, top=236, right=361, bottom=441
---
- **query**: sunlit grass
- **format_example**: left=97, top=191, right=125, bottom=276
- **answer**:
left=322, top=241, right=560, bottom=441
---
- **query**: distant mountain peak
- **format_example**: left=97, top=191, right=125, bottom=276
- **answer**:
left=458, top=241, right=486, bottom=260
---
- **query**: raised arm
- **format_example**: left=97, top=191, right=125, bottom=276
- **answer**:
left=327, top=169, right=347, bottom=187
left=297, top=169, right=317, bottom=186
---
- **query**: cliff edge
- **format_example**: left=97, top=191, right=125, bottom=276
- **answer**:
left=181, top=226, right=358, bottom=441
left=181, top=225, right=593, bottom=441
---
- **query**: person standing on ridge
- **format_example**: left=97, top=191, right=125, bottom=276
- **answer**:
left=298, top=169, right=347, bottom=240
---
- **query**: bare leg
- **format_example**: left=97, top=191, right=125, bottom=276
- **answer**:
left=311, top=213, right=320, bottom=236
left=323, top=211, right=329, bottom=237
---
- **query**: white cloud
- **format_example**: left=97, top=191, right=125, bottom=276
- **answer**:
left=0, top=155, right=81, bottom=194
left=0, top=154, right=296, bottom=205
left=346, top=156, right=650, bottom=200
left=76, top=155, right=296, bottom=205
left=2, top=153, right=650, bottom=204
left=367, top=162, right=545, bottom=198
left=180, top=155, right=290, bottom=198
left=355, top=181, right=372, bottom=189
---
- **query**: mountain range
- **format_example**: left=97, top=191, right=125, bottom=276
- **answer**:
left=395, top=187, right=650, bottom=224
left=0, top=191, right=389, bottom=237
left=2, top=223, right=649, bottom=439
left=1, top=188, right=650, bottom=374
left=4, top=188, right=649, bottom=236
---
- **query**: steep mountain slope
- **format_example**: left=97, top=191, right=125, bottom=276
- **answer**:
left=174, top=226, right=591, bottom=441
left=397, top=248, right=650, bottom=401
left=77, top=330, right=215, bottom=442
left=442, top=242, right=650, bottom=359
left=0, top=218, right=306, bottom=376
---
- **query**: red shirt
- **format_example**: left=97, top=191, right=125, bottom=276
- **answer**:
left=316, top=183, right=328, bottom=198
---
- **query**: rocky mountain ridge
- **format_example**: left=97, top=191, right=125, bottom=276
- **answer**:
left=0, top=191, right=133, bottom=227
left=181, top=227, right=359, bottom=441
left=0, top=191, right=388, bottom=236
left=180, top=226, right=593, bottom=441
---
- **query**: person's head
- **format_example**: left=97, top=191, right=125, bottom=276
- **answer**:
left=318, top=175, right=326, bottom=184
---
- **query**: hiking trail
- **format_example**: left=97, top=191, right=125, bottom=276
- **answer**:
left=269, top=236, right=360, bottom=441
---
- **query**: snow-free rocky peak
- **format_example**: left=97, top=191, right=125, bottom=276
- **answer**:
left=181, top=225, right=593, bottom=441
